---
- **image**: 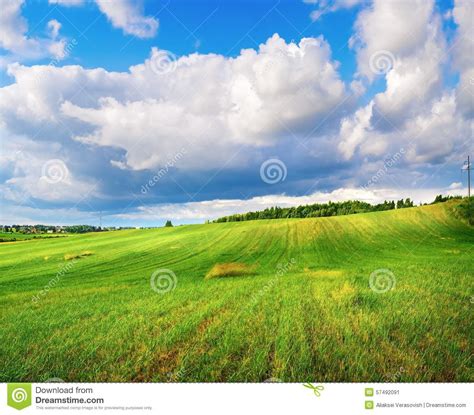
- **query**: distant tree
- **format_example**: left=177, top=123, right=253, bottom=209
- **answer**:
left=431, top=194, right=461, bottom=204
left=64, top=225, right=99, bottom=233
left=164, top=220, right=173, bottom=227
left=214, top=199, right=405, bottom=223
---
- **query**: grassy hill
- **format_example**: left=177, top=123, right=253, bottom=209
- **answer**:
left=0, top=200, right=472, bottom=382
left=0, top=232, right=66, bottom=242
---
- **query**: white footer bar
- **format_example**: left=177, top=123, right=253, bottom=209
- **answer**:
left=1, top=383, right=472, bottom=414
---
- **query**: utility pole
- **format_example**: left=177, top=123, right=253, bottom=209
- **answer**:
left=463, top=156, right=471, bottom=198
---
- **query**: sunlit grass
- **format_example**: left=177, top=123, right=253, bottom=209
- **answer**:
left=205, top=262, right=256, bottom=279
left=0, top=201, right=472, bottom=382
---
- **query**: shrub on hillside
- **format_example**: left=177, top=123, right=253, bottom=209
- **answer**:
left=454, top=197, right=474, bottom=225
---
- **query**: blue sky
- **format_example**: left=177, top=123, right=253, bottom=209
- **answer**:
left=9, top=1, right=363, bottom=77
left=0, top=0, right=472, bottom=226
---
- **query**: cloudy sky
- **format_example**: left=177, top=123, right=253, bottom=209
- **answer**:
left=0, top=0, right=472, bottom=226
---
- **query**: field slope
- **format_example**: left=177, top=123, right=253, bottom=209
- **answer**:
left=0, top=201, right=473, bottom=382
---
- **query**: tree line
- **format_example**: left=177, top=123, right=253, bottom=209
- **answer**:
left=214, top=198, right=415, bottom=223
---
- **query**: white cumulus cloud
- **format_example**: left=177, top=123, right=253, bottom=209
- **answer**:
left=94, top=0, right=158, bottom=38
left=305, top=0, right=364, bottom=21
left=0, top=0, right=67, bottom=66
left=0, top=34, right=346, bottom=172
left=49, top=0, right=158, bottom=38
left=336, top=0, right=471, bottom=166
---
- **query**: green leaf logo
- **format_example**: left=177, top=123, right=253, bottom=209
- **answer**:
left=7, top=383, right=32, bottom=410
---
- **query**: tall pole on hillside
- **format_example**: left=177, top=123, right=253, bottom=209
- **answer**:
left=463, top=156, right=471, bottom=198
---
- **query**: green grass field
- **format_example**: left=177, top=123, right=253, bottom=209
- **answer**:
left=0, top=232, right=66, bottom=242
left=0, top=201, right=472, bottom=382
